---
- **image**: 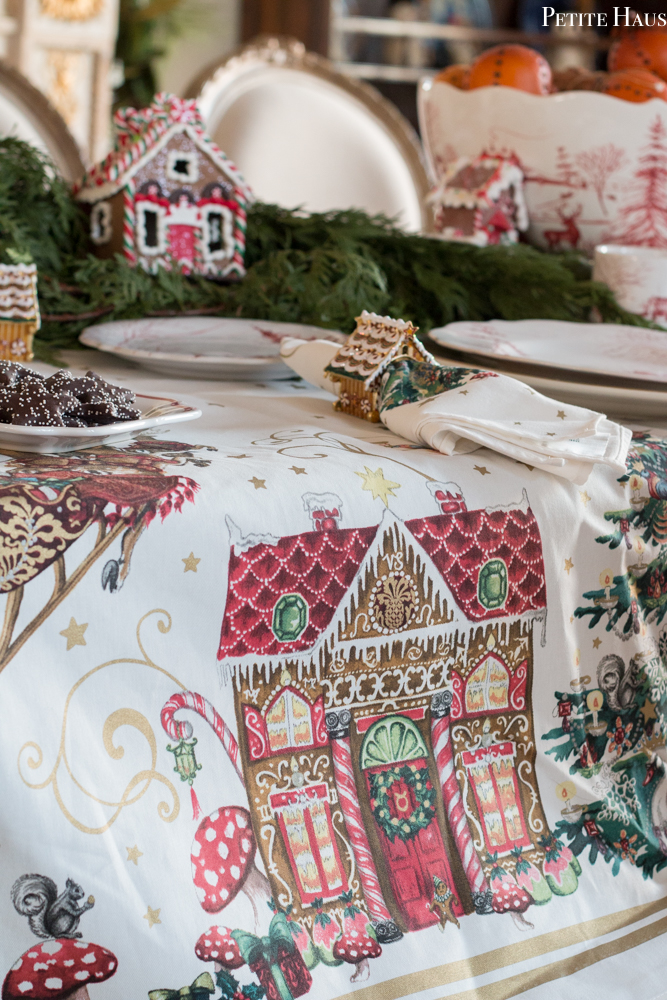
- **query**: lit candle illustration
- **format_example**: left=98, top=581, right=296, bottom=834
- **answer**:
left=629, top=536, right=648, bottom=578
left=629, top=474, right=647, bottom=511
left=555, top=780, right=581, bottom=817
left=586, top=688, right=606, bottom=735
left=596, top=568, right=618, bottom=608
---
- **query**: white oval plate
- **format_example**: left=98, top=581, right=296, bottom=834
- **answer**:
left=0, top=392, right=201, bottom=454
left=428, top=319, right=667, bottom=385
left=80, top=317, right=346, bottom=380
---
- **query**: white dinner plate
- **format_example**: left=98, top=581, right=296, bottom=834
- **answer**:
left=428, top=319, right=667, bottom=385
left=80, top=317, right=346, bottom=380
left=0, top=392, right=201, bottom=454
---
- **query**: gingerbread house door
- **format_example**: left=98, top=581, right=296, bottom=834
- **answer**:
left=360, top=716, right=464, bottom=932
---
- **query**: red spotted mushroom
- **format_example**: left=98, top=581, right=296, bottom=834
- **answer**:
left=195, top=926, right=244, bottom=972
left=2, top=938, right=118, bottom=1000
left=191, top=806, right=271, bottom=929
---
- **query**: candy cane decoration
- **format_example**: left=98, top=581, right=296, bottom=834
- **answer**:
left=161, top=690, right=244, bottom=786
left=326, top=710, right=399, bottom=940
left=430, top=693, right=489, bottom=903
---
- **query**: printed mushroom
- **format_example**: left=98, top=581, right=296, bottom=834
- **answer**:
left=191, top=806, right=271, bottom=927
left=195, top=925, right=245, bottom=972
left=2, top=938, right=118, bottom=1000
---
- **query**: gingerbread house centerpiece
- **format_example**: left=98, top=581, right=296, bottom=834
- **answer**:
left=429, top=154, right=528, bottom=246
left=0, top=263, right=40, bottom=362
left=74, top=93, right=253, bottom=279
left=324, top=310, right=435, bottom=422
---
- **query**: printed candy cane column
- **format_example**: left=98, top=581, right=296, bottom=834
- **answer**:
left=325, top=709, right=402, bottom=944
left=431, top=692, right=493, bottom=914
left=161, top=690, right=244, bottom=785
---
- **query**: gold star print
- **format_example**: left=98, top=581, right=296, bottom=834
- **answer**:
left=557, top=410, right=567, bottom=420
left=641, top=698, right=658, bottom=724
left=182, top=552, right=200, bottom=573
left=60, top=617, right=88, bottom=650
left=126, top=845, right=143, bottom=866
left=290, top=466, right=307, bottom=475
left=249, top=477, right=266, bottom=490
left=459, top=390, right=469, bottom=395
left=564, top=558, right=574, bottom=574
left=593, top=637, right=602, bottom=649
left=228, top=454, right=249, bottom=459
left=355, top=467, right=400, bottom=507
left=580, top=491, right=591, bottom=507
left=628, top=578, right=639, bottom=600
left=474, top=465, right=490, bottom=476
left=143, top=906, right=161, bottom=928
left=546, top=432, right=557, bottom=437
left=570, top=615, right=574, bottom=623
left=514, top=421, right=522, bottom=425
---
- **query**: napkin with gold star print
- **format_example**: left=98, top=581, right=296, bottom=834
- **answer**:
left=280, top=339, right=630, bottom=485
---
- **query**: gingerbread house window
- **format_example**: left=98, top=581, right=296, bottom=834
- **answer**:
left=167, top=149, right=199, bottom=184
left=465, top=654, right=510, bottom=715
left=462, top=743, right=531, bottom=855
left=265, top=687, right=314, bottom=753
left=90, top=201, right=112, bottom=245
left=136, top=201, right=166, bottom=257
left=201, top=204, right=233, bottom=261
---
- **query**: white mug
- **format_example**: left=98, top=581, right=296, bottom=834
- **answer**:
left=593, top=244, right=667, bottom=327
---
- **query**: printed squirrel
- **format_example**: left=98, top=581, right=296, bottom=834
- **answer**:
left=11, top=874, right=95, bottom=939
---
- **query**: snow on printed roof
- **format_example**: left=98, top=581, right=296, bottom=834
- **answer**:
left=217, top=526, right=378, bottom=660
left=75, top=93, right=253, bottom=204
left=405, top=505, right=546, bottom=622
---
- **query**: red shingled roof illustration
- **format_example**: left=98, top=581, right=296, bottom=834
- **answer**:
left=217, top=526, right=378, bottom=659
left=405, top=507, right=546, bottom=621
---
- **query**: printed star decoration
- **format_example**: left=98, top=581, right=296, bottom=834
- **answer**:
left=592, top=637, right=602, bottom=649
left=289, top=466, right=307, bottom=475
left=249, top=477, right=266, bottom=490
left=60, top=617, right=88, bottom=650
left=564, top=558, right=574, bottom=574
left=474, top=465, right=490, bottom=476
left=126, top=845, right=143, bottom=865
left=580, top=491, right=591, bottom=506
left=557, top=410, right=567, bottom=420
left=641, top=699, right=658, bottom=724
left=182, top=552, right=200, bottom=573
left=143, top=906, right=161, bottom=928
left=228, top=454, right=249, bottom=459
left=355, top=467, right=400, bottom=507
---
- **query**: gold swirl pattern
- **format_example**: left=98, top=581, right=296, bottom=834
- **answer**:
left=18, top=609, right=183, bottom=834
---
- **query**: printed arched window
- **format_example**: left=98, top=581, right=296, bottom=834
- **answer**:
left=465, top=654, right=510, bottom=715
left=265, top=687, right=313, bottom=753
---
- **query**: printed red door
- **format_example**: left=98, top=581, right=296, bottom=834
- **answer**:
left=361, top=716, right=464, bottom=931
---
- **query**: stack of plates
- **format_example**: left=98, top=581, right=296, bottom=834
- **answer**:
left=426, top=319, right=667, bottom=420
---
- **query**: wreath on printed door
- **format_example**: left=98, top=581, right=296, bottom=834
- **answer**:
left=368, top=764, right=436, bottom=842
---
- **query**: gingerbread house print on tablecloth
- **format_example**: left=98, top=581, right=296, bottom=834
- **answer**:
left=218, top=485, right=561, bottom=944
left=429, top=154, right=528, bottom=247
left=324, top=310, right=435, bottom=422
left=74, top=93, right=253, bottom=278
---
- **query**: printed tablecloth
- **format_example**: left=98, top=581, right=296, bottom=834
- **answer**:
left=2, top=352, right=667, bottom=1000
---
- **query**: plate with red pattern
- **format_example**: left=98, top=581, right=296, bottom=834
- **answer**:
left=80, top=317, right=346, bottom=380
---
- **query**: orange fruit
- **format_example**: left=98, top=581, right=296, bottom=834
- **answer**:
left=467, top=44, right=552, bottom=95
left=434, top=64, right=470, bottom=89
left=609, top=29, right=667, bottom=82
left=602, top=67, right=667, bottom=101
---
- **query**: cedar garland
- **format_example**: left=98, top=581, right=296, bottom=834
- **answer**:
left=0, top=137, right=651, bottom=362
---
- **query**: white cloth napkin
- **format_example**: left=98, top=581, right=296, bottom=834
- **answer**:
left=279, top=337, right=631, bottom=484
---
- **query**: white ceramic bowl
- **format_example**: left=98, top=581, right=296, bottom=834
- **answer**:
left=418, top=80, right=667, bottom=252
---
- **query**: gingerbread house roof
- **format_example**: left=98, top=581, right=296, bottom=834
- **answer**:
left=429, top=154, right=528, bottom=230
left=217, top=525, right=379, bottom=660
left=324, top=310, right=435, bottom=389
left=405, top=505, right=546, bottom=622
left=0, top=263, right=40, bottom=325
left=74, top=93, right=253, bottom=205
left=218, top=498, right=546, bottom=671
